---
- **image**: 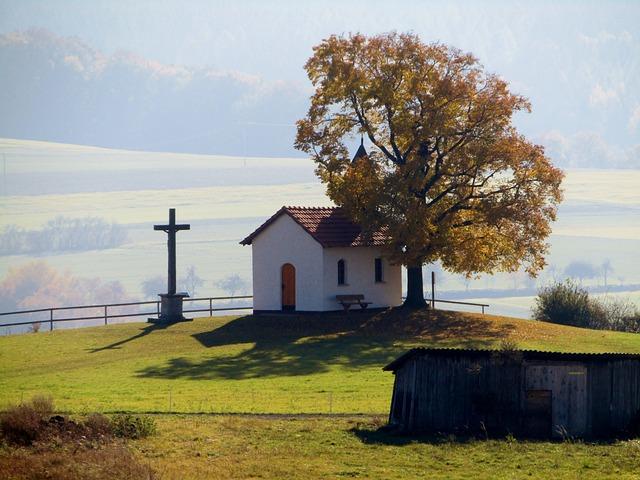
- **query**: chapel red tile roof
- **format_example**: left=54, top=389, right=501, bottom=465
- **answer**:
left=239, top=206, right=387, bottom=248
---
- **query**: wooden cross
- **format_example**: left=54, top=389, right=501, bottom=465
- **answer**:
left=154, top=208, right=190, bottom=295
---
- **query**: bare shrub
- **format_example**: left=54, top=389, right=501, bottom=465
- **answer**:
left=110, top=414, right=156, bottom=439
left=0, top=443, right=157, bottom=480
left=0, top=396, right=155, bottom=479
left=534, top=281, right=640, bottom=332
left=0, top=405, right=42, bottom=445
left=597, top=297, right=640, bottom=333
left=29, top=395, right=53, bottom=417
left=0, top=395, right=53, bottom=446
left=84, top=413, right=113, bottom=439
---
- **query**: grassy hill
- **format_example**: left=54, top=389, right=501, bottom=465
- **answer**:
left=4, top=309, right=640, bottom=479
left=3, top=309, right=640, bottom=414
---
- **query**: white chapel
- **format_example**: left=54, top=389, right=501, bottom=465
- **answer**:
left=240, top=205, right=402, bottom=313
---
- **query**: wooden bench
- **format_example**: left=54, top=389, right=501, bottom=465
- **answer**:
left=336, top=294, right=372, bottom=311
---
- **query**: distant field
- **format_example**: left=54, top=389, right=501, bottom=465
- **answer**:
left=3, top=310, right=640, bottom=414
left=1, top=138, right=640, bottom=314
left=0, top=137, right=318, bottom=196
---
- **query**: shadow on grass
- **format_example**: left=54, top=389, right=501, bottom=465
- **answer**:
left=350, top=424, right=625, bottom=445
left=89, top=321, right=172, bottom=353
left=350, top=425, right=480, bottom=446
left=135, top=308, right=515, bottom=380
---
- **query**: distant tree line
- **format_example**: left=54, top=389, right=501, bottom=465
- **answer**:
left=0, top=217, right=127, bottom=255
left=0, top=261, right=133, bottom=333
left=140, top=269, right=249, bottom=299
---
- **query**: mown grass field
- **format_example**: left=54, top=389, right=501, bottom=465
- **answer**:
left=131, top=415, right=640, bottom=480
left=3, top=309, right=640, bottom=414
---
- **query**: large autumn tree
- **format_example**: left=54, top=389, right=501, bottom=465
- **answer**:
left=295, top=33, right=563, bottom=308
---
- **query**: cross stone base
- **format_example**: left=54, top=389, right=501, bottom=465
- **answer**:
left=148, top=293, right=192, bottom=324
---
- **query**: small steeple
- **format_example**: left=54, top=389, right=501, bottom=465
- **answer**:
left=352, top=135, right=368, bottom=163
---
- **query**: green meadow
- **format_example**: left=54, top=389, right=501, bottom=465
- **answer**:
left=133, top=415, right=640, bottom=480
left=5, top=310, right=640, bottom=478
left=3, top=310, right=640, bottom=414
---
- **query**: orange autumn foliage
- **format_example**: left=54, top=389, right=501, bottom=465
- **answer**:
left=295, top=33, right=563, bottom=291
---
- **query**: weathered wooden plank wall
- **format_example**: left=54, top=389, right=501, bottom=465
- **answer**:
left=587, top=362, right=611, bottom=435
left=393, top=354, right=523, bottom=434
left=525, top=362, right=588, bottom=436
left=608, top=360, right=640, bottom=432
left=388, top=352, right=640, bottom=438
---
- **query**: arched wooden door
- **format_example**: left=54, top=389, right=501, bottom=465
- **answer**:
left=281, top=263, right=296, bottom=311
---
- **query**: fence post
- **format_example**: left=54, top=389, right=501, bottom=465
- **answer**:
left=104, top=305, right=108, bottom=325
left=49, top=309, right=53, bottom=331
left=156, top=301, right=160, bottom=318
left=431, top=271, right=435, bottom=309
left=482, top=305, right=485, bottom=315
left=209, top=298, right=213, bottom=316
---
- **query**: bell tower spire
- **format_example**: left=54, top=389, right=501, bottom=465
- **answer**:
left=352, top=134, right=368, bottom=163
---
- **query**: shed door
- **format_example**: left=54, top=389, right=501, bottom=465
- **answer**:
left=281, top=263, right=296, bottom=311
left=524, top=390, right=552, bottom=438
left=525, top=364, right=588, bottom=437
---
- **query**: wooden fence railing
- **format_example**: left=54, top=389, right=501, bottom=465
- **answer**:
left=0, top=296, right=253, bottom=331
left=430, top=298, right=489, bottom=314
left=400, top=296, right=490, bottom=314
left=0, top=294, right=489, bottom=332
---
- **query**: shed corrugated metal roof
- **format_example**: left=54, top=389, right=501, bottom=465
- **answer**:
left=239, top=206, right=387, bottom=248
left=383, top=347, right=640, bottom=372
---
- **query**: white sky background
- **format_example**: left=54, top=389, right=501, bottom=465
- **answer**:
left=0, top=0, right=639, bottom=161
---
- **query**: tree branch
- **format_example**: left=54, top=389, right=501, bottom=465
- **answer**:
left=350, top=93, right=399, bottom=164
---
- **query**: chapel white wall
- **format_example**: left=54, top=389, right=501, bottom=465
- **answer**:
left=321, top=247, right=402, bottom=310
left=251, top=214, right=324, bottom=311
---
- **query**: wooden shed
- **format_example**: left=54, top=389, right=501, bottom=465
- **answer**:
left=384, top=348, right=640, bottom=438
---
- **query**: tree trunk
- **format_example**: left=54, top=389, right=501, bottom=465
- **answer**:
left=404, top=264, right=427, bottom=308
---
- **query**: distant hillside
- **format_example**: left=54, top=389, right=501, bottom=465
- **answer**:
left=2, top=309, right=640, bottom=414
left=0, top=29, right=308, bottom=157
left=0, top=137, right=316, bottom=195
left=1, top=29, right=638, bottom=167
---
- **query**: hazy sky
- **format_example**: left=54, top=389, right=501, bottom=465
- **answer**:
left=0, top=0, right=638, bottom=162
left=1, top=1, right=636, bottom=81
